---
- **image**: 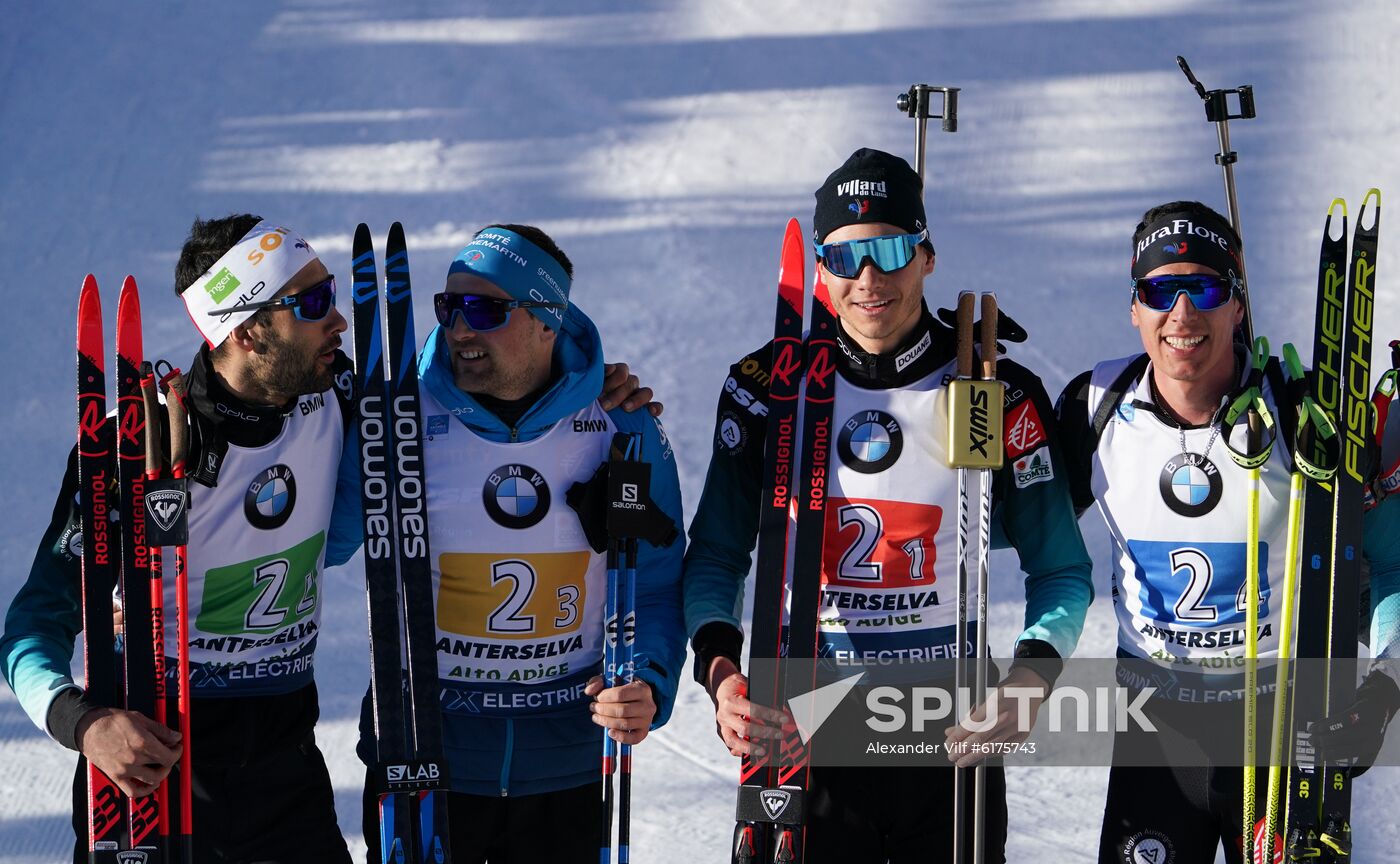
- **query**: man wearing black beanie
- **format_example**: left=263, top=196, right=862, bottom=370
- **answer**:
left=684, top=148, right=1095, bottom=862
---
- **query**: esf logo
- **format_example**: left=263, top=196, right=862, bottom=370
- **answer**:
left=724, top=376, right=768, bottom=417
left=483, top=464, right=551, bottom=529
left=245, top=465, right=297, bottom=529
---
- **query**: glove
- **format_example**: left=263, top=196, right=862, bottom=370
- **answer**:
left=1311, top=670, right=1400, bottom=775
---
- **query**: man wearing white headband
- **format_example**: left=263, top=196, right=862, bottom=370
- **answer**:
left=0, top=214, right=661, bottom=863
left=355, top=224, right=687, bottom=863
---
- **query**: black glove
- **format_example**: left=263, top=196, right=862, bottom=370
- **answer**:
left=1312, top=671, right=1400, bottom=775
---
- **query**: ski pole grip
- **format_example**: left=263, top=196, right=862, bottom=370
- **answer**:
left=161, top=371, right=190, bottom=477
left=140, top=361, right=163, bottom=477
left=980, top=293, right=998, bottom=381
left=956, top=291, right=974, bottom=379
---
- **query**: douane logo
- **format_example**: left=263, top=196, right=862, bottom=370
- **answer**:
left=205, top=267, right=240, bottom=303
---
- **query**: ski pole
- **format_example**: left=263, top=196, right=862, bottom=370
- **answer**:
left=972, top=293, right=1002, bottom=864
left=950, top=291, right=974, bottom=864
left=159, top=367, right=195, bottom=864
left=138, top=363, right=171, bottom=854
left=1175, top=55, right=1257, bottom=345
left=896, top=84, right=959, bottom=183
left=618, top=437, right=641, bottom=864
left=601, top=526, right=620, bottom=864
left=1220, top=336, right=1276, bottom=862
left=1265, top=344, right=1339, bottom=863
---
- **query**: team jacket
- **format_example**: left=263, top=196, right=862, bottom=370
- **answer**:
left=684, top=302, right=1094, bottom=681
left=355, top=305, right=686, bottom=798
left=0, top=347, right=363, bottom=760
left=1057, top=353, right=1400, bottom=677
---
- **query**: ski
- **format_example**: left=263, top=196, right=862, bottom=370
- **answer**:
left=732, top=218, right=807, bottom=864
left=77, top=275, right=124, bottom=863
left=353, top=223, right=451, bottom=864
left=1317, top=188, right=1380, bottom=860
left=114, top=277, right=164, bottom=859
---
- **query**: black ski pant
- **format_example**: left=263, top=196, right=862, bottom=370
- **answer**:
left=801, top=763, right=1008, bottom=864
left=70, top=732, right=350, bottom=864
left=360, top=775, right=602, bottom=864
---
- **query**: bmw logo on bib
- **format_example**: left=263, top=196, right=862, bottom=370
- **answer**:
left=484, top=464, right=551, bottom=529
left=1158, top=452, right=1222, bottom=517
left=245, top=465, right=297, bottom=529
left=837, top=409, right=903, bottom=474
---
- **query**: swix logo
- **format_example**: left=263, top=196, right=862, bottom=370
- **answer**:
left=968, top=388, right=994, bottom=457
left=772, top=341, right=802, bottom=389
left=848, top=199, right=870, bottom=217
left=1163, top=241, right=1187, bottom=255
left=760, top=789, right=791, bottom=819
left=145, top=488, right=187, bottom=533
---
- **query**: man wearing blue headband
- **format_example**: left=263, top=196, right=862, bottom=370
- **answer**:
left=684, top=148, right=1094, bottom=862
left=1056, top=199, right=1400, bottom=863
left=356, top=224, right=686, bottom=863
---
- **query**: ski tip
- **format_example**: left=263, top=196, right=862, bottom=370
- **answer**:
left=1360, top=188, right=1381, bottom=230
left=388, top=221, right=405, bottom=243
left=78, top=275, right=103, bottom=352
left=118, top=275, right=141, bottom=314
left=779, top=217, right=805, bottom=293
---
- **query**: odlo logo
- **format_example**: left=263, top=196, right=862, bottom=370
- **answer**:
left=760, top=789, right=791, bottom=819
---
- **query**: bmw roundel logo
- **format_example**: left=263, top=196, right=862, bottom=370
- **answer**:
left=837, top=410, right=903, bottom=474
left=1158, top=453, right=1222, bottom=517
left=483, top=464, right=550, bottom=529
left=245, top=464, right=297, bottom=529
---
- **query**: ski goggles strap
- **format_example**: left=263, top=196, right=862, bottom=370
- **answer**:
left=1282, top=343, right=1339, bottom=482
left=1220, top=337, right=1277, bottom=470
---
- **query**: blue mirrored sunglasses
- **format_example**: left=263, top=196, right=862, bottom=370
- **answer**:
left=209, top=275, right=337, bottom=322
left=814, top=229, right=929, bottom=279
left=1131, top=273, right=1239, bottom=312
left=433, top=292, right=567, bottom=332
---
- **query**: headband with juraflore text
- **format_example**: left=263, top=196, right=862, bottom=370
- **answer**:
left=181, top=220, right=319, bottom=347
left=447, top=228, right=572, bottom=330
left=1131, top=209, right=1242, bottom=281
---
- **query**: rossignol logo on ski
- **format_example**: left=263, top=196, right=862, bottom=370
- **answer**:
left=483, top=464, right=551, bottom=529
left=759, top=789, right=791, bottom=819
left=1158, top=453, right=1222, bottom=517
left=116, top=852, right=150, bottom=864
left=837, top=409, right=902, bottom=474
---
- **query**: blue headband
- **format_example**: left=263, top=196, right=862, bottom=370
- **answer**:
left=447, top=228, right=571, bottom=330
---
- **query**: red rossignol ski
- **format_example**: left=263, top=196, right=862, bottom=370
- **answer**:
left=733, top=218, right=806, bottom=863
left=114, top=278, right=164, bottom=858
left=77, top=275, right=125, bottom=863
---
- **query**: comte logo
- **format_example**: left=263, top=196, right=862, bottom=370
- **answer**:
left=204, top=267, right=240, bottom=303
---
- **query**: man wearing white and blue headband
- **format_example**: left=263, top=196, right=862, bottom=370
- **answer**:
left=355, top=224, right=686, bottom=863
left=1056, top=200, right=1400, bottom=863
left=2, top=214, right=664, bottom=863
left=685, top=148, right=1094, bottom=863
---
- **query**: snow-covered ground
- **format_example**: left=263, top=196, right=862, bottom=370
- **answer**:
left=3, top=2, right=1400, bottom=861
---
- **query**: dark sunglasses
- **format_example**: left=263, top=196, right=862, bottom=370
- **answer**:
left=433, top=292, right=567, bottom=333
left=1131, top=273, right=1239, bottom=313
left=813, top=229, right=928, bottom=279
left=209, top=275, right=337, bottom=322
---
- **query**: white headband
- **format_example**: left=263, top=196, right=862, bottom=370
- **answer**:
left=181, top=220, right=319, bottom=347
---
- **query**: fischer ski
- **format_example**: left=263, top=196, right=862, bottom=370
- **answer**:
left=353, top=223, right=452, bottom=864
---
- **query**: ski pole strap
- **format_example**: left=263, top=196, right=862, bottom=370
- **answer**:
left=1220, top=338, right=1276, bottom=469
left=1282, top=343, right=1340, bottom=481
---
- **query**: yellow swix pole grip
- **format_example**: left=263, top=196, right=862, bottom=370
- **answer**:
left=947, top=293, right=1004, bottom=469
